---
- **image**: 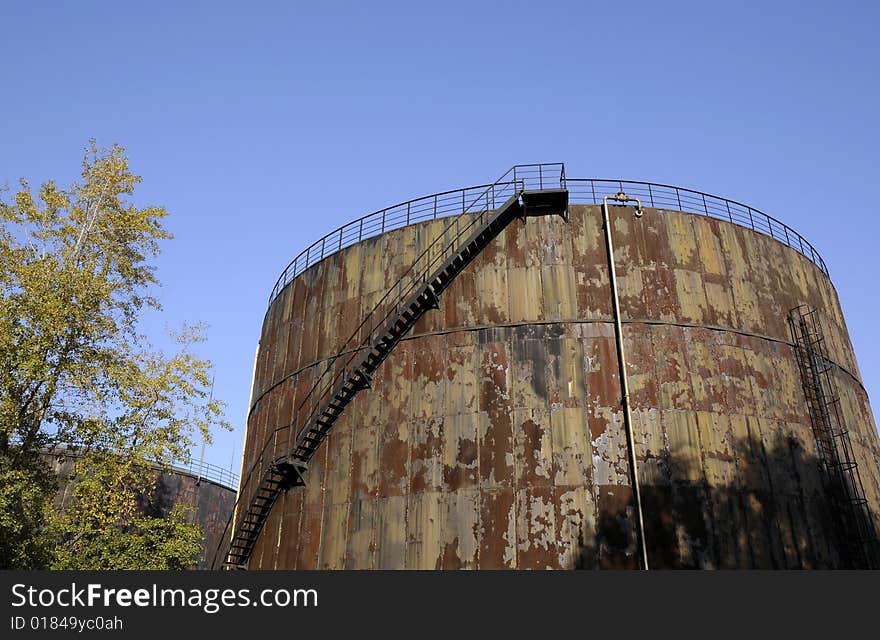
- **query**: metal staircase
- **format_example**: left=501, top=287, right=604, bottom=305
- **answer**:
left=212, top=164, right=568, bottom=569
left=788, top=305, right=880, bottom=568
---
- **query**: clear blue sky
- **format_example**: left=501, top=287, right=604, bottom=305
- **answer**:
left=2, top=1, right=878, bottom=474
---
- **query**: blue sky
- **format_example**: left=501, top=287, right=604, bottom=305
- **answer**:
left=2, top=1, right=878, bottom=474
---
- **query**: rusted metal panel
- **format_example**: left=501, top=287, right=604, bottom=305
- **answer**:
left=479, top=487, right=516, bottom=568
left=551, top=406, right=591, bottom=489
left=475, top=267, right=510, bottom=326
left=515, top=485, right=559, bottom=569
left=277, top=491, right=302, bottom=570
left=437, top=489, right=480, bottom=568
left=345, top=497, right=376, bottom=569
left=554, top=485, right=595, bottom=569
left=540, top=265, right=577, bottom=323
left=376, top=496, right=407, bottom=568
left=508, top=267, right=542, bottom=323
left=410, top=416, right=443, bottom=494
left=445, top=341, right=478, bottom=416
left=479, top=341, right=515, bottom=490
left=319, top=503, right=349, bottom=569
left=405, top=490, right=443, bottom=569
left=294, top=506, right=323, bottom=570
left=513, top=407, right=553, bottom=488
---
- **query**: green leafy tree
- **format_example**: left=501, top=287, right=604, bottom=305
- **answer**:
left=0, top=452, right=56, bottom=569
left=0, top=141, right=229, bottom=568
left=53, top=502, right=203, bottom=570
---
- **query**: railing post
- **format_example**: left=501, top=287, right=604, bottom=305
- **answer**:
left=381, top=210, right=386, bottom=233
left=702, top=194, right=709, bottom=215
left=434, top=195, right=438, bottom=219
left=726, top=201, right=733, bottom=223
left=648, top=183, right=655, bottom=208
left=407, top=202, right=411, bottom=225
left=539, top=164, right=543, bottom=189
left=359, top=218, right=364, bottom=242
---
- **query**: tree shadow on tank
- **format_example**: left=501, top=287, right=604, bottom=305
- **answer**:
left=575, top=429, right=878, bottom=569
left=136, top=471, right=181, bottom=518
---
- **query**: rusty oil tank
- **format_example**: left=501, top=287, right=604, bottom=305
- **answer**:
left=44, top=448, right=237, bottom=570
left=230, top=164, right=880, bottom=569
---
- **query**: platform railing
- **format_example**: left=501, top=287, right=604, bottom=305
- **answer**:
left=268, top=173, right=827, bottom=310
left=41, top=446, right=240, bottom=491
left=565, top=179, right=827, bottom=275
left=173, top=458, right=240, bottom=490
left=268, top=164, right=566, bottom=304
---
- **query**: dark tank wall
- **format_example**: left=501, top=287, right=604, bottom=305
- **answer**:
left=241, top=203, right=880, bottom=569
left=44, top=451, right=236, bottom=570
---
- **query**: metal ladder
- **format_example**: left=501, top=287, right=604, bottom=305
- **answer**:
left=788, top=305, right=880, bottom=568
left=212, top=164, right=568, bottom=569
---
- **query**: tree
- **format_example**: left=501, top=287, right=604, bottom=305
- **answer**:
left=0, top=141, right=229, bottom=569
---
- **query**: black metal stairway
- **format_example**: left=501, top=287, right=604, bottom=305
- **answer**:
left=213, top=165, right=568, bottom=569
left=788, top=305, right=880, bottom=569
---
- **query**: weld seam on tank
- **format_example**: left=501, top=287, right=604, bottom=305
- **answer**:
left=246, top=318, right=867, bottom=420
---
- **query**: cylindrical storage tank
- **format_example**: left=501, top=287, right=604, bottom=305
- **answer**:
left=237, top=173, right=880, bottom=569
left=44, top=449, right=237, bottom=570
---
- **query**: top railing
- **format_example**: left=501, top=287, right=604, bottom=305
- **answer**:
left=268, top=169, right=827, bottom=307
left=42, top=446, right=240, bottom=491
left=171, top=457, right=240, bottom=491
left=267, top=163, right=566, bottom=304
left=564, top=179, right=827, bottom=275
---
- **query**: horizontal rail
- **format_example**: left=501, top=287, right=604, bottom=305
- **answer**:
left=268, top=164, right=566, bottom=304
left=172, top=458, right=240, bottom=490
left=565, top=179, right=827, bottom=275
left=41, top=446, right=240, bottom=491
left=267, top=173, right=827, bottom=309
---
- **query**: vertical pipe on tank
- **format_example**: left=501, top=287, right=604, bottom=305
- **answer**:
left=602, top=192, right=649, bottom=570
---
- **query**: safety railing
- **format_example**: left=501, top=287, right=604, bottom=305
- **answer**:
left=41, top=446, right=239, bottom=491
left=268, top=163, right=566, bottom=304
left=268, top=173, right=827, bottom=311
left=565, top=179, right=827, bottom=275
left=173, top=458, right=239, bottom=490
